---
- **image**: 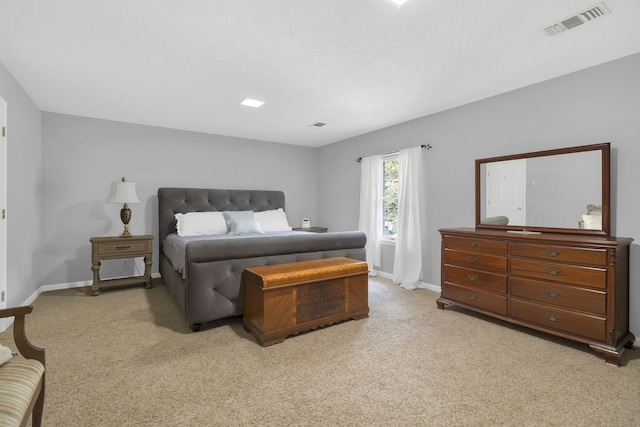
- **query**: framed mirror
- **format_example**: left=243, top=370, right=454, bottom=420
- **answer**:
left=476, top=143, right=610, bottom=236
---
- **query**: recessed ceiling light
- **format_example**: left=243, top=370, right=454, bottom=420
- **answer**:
left=240, top=98, right=264, bottom=108
left=389, top=0, right=410, bottom=6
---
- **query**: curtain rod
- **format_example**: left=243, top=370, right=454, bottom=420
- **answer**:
left=356, top=144, right=432, bottom=163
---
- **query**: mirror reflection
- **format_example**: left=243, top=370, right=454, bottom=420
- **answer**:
left=477, top=144, right=608, bottom=234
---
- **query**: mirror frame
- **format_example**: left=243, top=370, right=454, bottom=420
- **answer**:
left=475, top=142, right=610, bottom=236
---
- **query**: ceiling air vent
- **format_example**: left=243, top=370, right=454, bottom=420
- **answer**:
left=309, top=122, right=326, bottom=128
left=543, top=2, right=611, bottom=36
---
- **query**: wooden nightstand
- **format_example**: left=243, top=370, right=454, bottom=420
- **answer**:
left=292, top=227, right=328, bottom=233
left=90, top=235, right=153, bottom=296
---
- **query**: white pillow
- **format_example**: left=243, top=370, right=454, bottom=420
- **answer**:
left=0, top=344, right=15, bottom=366
left=175, top=212, right=228, bottom=237
left=253, top=208, right=292, bottom=232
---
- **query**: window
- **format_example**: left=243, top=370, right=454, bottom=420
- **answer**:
left=382, top=155, right=399, bottom=239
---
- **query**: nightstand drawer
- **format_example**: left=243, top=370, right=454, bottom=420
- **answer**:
left=97, top=241, right=149, bottom=255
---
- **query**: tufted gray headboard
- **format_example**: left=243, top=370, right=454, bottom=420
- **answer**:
left=157, top=188, right=286, bottom=245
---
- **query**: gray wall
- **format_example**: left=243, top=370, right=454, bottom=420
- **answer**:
left=0, top=62, right=43, bottom=306
left=2, top=52, right=639, bottom=338
left=316, top=52, right=640, bottom=337
left=41, top=113, right=318, bottom=285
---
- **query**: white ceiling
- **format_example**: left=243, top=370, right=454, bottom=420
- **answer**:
left=1, top=0, right=640, bottom=147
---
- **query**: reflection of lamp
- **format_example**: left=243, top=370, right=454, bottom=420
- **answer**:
left=107, top=178, right=141, bottom=236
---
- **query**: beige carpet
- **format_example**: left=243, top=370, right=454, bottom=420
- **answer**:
left=2, top=277, right=639, bottom=426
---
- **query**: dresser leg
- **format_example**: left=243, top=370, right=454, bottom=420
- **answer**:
left=589, top=343, right=628, bottom=367
left=591, top=332, right=638, bottom=365
left=436, top=298, right=450, bottom=310
left=597, top=349, right=620, bottom=366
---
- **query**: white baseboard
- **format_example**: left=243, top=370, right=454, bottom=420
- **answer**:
left=374, top=270, right=441, bottom=293
left=38, top=279, right=92, bottom=294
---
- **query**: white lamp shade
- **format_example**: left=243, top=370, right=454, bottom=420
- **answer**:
left=107, top=182, right=141, bottom=204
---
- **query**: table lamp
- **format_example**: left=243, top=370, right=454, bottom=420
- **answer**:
left=107, top=178, right=141, bottom=236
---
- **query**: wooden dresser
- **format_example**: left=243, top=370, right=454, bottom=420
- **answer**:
left=437, top=228, right=634, bottom=366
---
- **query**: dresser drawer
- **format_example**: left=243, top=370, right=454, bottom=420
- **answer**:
left=96, top=240, right=150, bottom=256
left=443, top=265, right=507, bottom=294
left=511, top=277, right=606, bottom=315
left=443, top=249, right=507, bottom=272
left=511, top=299, right=606, bottom=342
left=511, top=243, right=607, bottom=266
left=442, top=282, right=507, bottom=315
left=443, top=236, right=507, bottom=255
left=511, top=259, right=606, bottom=289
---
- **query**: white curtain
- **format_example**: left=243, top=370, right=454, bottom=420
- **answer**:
left=358, top=155, right=382, bottom=276
left=393, top=147, right=423, bottom=289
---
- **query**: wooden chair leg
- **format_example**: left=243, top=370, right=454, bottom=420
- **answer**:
left=31, top=377, right=45, bottom=427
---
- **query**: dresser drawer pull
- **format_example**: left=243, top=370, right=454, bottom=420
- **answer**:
left=545, top=289, right=561, bottom=298
left=545, top=249, right=562, bottom=257
left=545, top=313, right=561, bottom=322
left=467, top=294, right=478, bottom=301
left=545, top=267, right=562, bottom=276
left=468, top=241, right=478, bottom=248
left=466, top=274, right=479, bottom=281
left=116, top=245, right=132, bottom=250
left=467, top=256, right=478, bottom=263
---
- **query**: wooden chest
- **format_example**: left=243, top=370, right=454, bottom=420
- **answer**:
left=242, top=257, right=369, bottom=346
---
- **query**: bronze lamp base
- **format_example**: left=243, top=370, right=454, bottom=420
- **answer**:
left=120, top=203, right=132, bottom=236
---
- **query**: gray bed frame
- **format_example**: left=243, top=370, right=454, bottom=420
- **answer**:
left=158, top=188, right=367, bottom=331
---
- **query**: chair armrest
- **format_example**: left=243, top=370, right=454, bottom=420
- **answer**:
left=0, top=305, right=45, bottom=365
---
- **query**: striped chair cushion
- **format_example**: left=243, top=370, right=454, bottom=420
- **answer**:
left=0, top=359, right=45, bottom=427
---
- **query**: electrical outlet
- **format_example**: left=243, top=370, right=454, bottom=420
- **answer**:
left=1, top=291, right=5, bottom=302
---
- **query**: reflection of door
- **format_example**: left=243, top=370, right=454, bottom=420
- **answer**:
left=0, top=96, right=6, bottom=316
left=486, top=159, right=526, bottom=225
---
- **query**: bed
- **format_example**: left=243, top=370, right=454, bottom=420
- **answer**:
left=158, top=188, right=367, bottom=331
